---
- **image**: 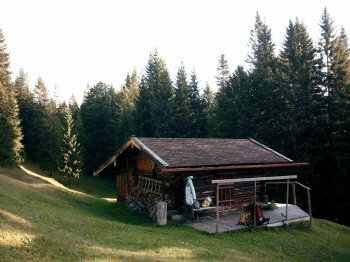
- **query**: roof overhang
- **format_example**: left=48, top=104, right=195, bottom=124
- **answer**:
left=160, top=162, right=310, bottom=173
left=93, top=136, right=169, bottom=176
left=93, top=136, right=310, bottom=177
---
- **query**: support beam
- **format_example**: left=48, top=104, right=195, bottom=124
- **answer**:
left=266, top=181, right=311, bottom=190
left=307, top=189, right=313, bottom=227
left=254, top=181, right=257, bottom=227
left=212, top=175, right=297, bottom=184
left=292, top=184, right=296, bottom=205
left=286, top=179, right=289, bottom=220
left=216, top=183, right=219, bottom=234
left=162, top=163, right=309, bottom=173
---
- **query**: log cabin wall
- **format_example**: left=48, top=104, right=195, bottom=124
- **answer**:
left=217, top=169, right=266, bottom=210
left=117, top=152, right=266, bottom=212
left=187, top=168, right=266, bottom=211
left=191, top=171, right=216, bottom=205
left=136, top=153, right=152, bottom=171
left=133, top=153, right=177, bottom=208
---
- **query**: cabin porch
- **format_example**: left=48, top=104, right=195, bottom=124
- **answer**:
left=188, top=203, right=310, bottom=233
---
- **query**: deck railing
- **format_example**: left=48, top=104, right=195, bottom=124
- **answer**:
left=265, top=181, right=312, bottom=227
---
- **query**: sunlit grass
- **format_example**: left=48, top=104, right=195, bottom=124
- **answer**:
left=0, top=164, right=350, bottom=261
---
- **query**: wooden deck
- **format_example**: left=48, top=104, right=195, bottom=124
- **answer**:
left=188, top=204, right=310, bottom=233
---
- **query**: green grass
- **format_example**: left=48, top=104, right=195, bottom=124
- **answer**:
left=1, top=164, right=350, bottom=261
left=21, top=162, right=118, bottom=199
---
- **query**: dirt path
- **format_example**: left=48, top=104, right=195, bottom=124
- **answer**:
left=19, top=165, right=117, bottom=202
left=20, top=165, right=90, bottom=197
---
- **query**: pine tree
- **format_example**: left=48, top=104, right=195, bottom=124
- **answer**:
left=229, top=66, right=253, bottom=138
left=14, top=68, right=36, bottom=161
left=0, top=28, right=23, bottom=166
left=117, top=70, right=139, bottom=145
left=331, top=27, right=350, bottom=225
left=279, top=18, right=320, bottom=160
left=136, top=50, right=173, bottom=137
left=32, top=76, right=55, bottom=169
left=246, top=13, right=284, bottom=148
left=188, top=69, right=203, bottom=137
left=135, top=74, right=153, bottom=137
left=35, top=76, right=49, bottom=107
left=215, top=53, right=230, bottom=90
left=170, top=62, right=192, bottom=137
left=213, top=77, right=235, bottom=138
left=213, top=53, right=233, bottom=138
left=202, top=83, right=215, bottom=137
left=80, top=81, right=118, bottom=174
left=59, top=107, right=83, bottom=186
left=300, top=8, right=350, bottom=225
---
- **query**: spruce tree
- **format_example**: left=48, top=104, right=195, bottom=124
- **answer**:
left=136, top=50, right=173, bottom=137
left=14, top=68, right=36, bottom=161
left=188, top=69, right=204, bottom=137
left=68, top=95, right=85, bottom=163
left=32, top=77, right=54, bottom=168
left=59, top=107, right=83, bottom=186
left=213, top=53, right=231, bottom=138
left=170, top=62, right=192, bottom=137
left=80, top=81, right=118, bottom=174
left=215, top=53, right=230, bottom=90
left=246, top=13, right=284, bottom=149
left=135, top=74, right=153, bottom=137
left=202, top=83, right=215, bottom=137
left=279, top=18, right=320, bottom=161
left=228, top=66, right=252, bottom=138
left=317, top=9, right=350, bottom=224
left=331, top=27, right=350, bottom=225
left=0, top=28, right=23, bottom=166
left=117, top=70, right=139, bottom=145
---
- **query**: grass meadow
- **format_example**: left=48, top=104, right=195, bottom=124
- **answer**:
left=0, top=163, right=349, bottom=261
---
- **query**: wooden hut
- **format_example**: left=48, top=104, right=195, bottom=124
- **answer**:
left=93, top=136, right=308, bottom=216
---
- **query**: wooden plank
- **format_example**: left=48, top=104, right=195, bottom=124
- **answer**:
left=212, top=175, right=297, bottom=184
left=161, top=163, right=309, bottom=173
left=286, top=179, right=289, bottom=220
left=216, top=183, right=219, bottom=234
left=266, top=181, right=311, bottom=190
left=292, top=184, right=296, bottom=205
left=307, top=189, right=313, bottom=227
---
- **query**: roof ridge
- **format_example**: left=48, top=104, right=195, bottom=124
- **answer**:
left=249, top=138, right=293, bottom=162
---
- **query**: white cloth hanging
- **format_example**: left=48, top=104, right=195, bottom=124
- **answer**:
left=185, top=176, right=196, bottom=205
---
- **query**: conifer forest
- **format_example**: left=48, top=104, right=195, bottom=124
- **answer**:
left=1, top=8, right=350, bottom=226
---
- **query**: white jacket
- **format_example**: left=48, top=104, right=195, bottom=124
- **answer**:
left=185, top=176, right=196, bottom=205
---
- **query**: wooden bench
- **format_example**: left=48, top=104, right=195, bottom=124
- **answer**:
left=193, top=207, right=218, bottom=222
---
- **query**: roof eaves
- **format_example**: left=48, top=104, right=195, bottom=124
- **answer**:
left=133, top=137, right=169, bottom=169
left=249, top=138, right=293, bottom=162
left=93, top=136, right=136, bottom=176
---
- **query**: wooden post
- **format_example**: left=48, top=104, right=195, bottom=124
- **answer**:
left=126, top=157, right=129, bottom=197
left=216, top=183, right=219, bottom=234
left=292, top=183, right=296, bottom=205
left=286, top=179, right=289, bottom=221
left=157, top=201, right=167, bottom=225
left=307, top=189, right=313, bottom=227
left=254, top=181, right=256, bottom=228
left=162, top=174, right=165, bottom=201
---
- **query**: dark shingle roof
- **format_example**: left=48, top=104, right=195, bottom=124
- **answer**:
left=134, top=137, right=292, bottom=168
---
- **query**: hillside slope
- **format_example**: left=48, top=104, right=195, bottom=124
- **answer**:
left=0, top=165, right=350, bottom=262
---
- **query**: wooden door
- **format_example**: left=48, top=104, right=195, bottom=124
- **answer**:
left=116, top=168, right=134, bottom=202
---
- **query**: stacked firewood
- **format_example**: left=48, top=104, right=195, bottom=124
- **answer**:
left=126, top=187, right=171, bottom=218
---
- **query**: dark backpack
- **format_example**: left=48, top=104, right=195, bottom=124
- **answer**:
left=249, top=203, right=269, bottom=225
